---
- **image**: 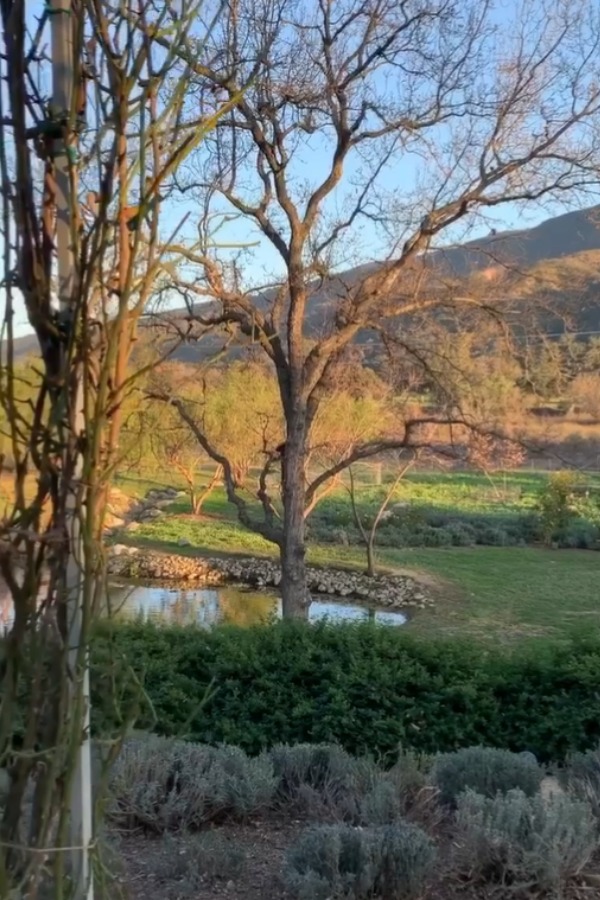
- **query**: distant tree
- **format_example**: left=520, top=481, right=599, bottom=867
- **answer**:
left=569, top=373, right=600, bottom=421
left=151, top=359, right=396, bottom=528
left=348, top=454, right=418, bottom=577
left=431, top=330, right=527, bottom=435
left=146, top=402, right=221, bottom=514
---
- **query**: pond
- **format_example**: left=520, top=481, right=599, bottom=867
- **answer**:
left=109, top=582, right=408, bottom=628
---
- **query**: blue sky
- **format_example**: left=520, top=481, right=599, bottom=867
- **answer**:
left=6, top=0, right=600, bottom=337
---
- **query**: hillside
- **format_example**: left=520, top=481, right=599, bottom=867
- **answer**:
left=8, top=204, right=600, bottom=363
left=435, top=205, right=600, bottom=273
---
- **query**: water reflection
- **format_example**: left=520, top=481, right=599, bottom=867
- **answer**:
left=109, top=582, right=407, bottom=628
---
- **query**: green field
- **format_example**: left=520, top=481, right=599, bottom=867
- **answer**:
left=115, top=470, right=600, bottom=643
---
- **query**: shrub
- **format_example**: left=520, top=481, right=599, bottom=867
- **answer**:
left=559, top=519, right=600, bottom=549
left=386, top=749, right=442, bottom=828
left=432, top=747, right=542, bottom=806
left=270, top=743, right=359, bottom=800
left=359, top=780, right=403, bottom=825
left=92, top=622, right=600, bottom=764
left=269, top=743, right=379, bottom=821
left=284, top=822, right=435, bottom=900
left=477, top=525, right=509, bottom=546
left=377, top=823, right=437, bottom=898
left=446, top=522, right=477, bottom=546
left=108, top=735, right=275, bottom=831
left=536, top=471, right=581, bottom=544
left=561, top=744, right=600, bottom=820
left=455, top=789, right=597, bottom=895
left=269, top=744, right=433, bottom=826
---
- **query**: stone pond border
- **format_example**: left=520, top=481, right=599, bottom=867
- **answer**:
left=107, top=546, right=434, bottom=611
left=107, top=484, right=434, bottom=610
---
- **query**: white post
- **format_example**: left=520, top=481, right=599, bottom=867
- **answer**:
left=50, top=2, right=94, bottom=897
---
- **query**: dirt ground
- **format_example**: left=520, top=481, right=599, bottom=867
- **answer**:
left=114, top=817, right=297, bottom=900
left=110, top=815, right=600, bottom=900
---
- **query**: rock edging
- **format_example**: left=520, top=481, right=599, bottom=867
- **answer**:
left=107, top=547, right=433, bottom=610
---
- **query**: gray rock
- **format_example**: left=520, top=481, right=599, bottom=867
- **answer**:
left=107, top=546, right=433, bottom=611
left=518, top=751, right=538, bottom=765
left=141, top=508, right=162, bottom=520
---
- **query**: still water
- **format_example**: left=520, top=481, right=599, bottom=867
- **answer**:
left=109, top=582, right=407, bottom=628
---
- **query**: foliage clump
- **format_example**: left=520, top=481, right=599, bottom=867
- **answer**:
left=269, top=743, right=381, bottom=820
left=108, top=735, right=275, bottom=831
left=284, top=822, right=435, bottom=900
left=92, top=621, right=600, bottom=764
left=561, top=743, right=600, bottom=821
left=432, top=746, right=543, bottom=806
left=454, top=789, right=597, bottom=895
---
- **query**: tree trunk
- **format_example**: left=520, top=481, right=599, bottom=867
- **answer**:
left=366, top=538, right=376, bottom=578
left=280, top=419, right=310, bottom=619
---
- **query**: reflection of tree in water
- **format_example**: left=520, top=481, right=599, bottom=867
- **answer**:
left=169, top=590, right=221, bottom=627
left=143, top=587, right=276, bottom=627
left=218, top=588, right=278, bottom=627
left=110, top=584, right=404, bottom=630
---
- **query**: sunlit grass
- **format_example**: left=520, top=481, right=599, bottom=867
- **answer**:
left=119, top=495, right=600, bottom=644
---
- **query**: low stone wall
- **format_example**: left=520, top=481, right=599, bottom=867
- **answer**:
left=107, top=546, right=433, bottom=610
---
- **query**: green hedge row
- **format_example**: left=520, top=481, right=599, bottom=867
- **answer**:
left=91, top=621, right=600, bottom=763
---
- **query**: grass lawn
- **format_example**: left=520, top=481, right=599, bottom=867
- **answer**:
left=377, top=545, right=600, bottom=640
left=118, top=481, right=600, bottom=643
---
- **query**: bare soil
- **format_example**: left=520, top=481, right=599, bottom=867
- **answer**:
left=109, top=815, right=600, bottom=900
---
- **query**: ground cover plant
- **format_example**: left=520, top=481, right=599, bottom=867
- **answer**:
left=104, top=736, right=600, bottom=900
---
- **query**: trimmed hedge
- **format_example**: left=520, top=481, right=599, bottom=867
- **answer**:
left=92, top=621, right=600, bottom=763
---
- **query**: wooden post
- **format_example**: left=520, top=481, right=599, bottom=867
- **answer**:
left=50, top=1, right=94, bottom=896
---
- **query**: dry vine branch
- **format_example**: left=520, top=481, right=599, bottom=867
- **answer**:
left=0, top=0, right=232, bottom=893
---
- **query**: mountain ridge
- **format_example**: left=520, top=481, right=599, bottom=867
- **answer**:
left=7, top=204, right=600, bottom=362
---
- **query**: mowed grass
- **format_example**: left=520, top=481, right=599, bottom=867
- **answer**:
left=115, top=472, right=600, bottom=644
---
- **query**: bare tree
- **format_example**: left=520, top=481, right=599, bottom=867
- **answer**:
left=0, top=0, right=230, bottom=893
left=161, top=0, right=600, bottom=617
left=348, top=455, right=417, bottom=577
left=139, top=398, right=222, bottom=514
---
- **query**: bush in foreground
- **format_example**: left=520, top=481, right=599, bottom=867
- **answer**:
left=92, top=621, right=600, bottom=763
left=432, top=746, right=543, bottom=806
left=108, top=735, right=275, bottom=831
left=561, top=743, right=600, bottom=821
left=284, top=822, right=435, bottom=900
left=269, top=743, right=366, bottom=802
left=455, top=789, right=597, bottom=895
left=268, top=743, right=385, bottom=821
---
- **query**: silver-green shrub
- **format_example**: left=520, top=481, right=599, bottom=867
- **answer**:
left=285, top=822, right=435, bottom=899
left=432, top=746, right=542, bottom=806
left=455, top=788, right=597, bottom=894
left=359, top=780, right=403, bottom=825
left=108, top=735, right=275, bottom=831
left=268, top=743, right=378, bottom=821
left=562, top=744, right=600, bottom=820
